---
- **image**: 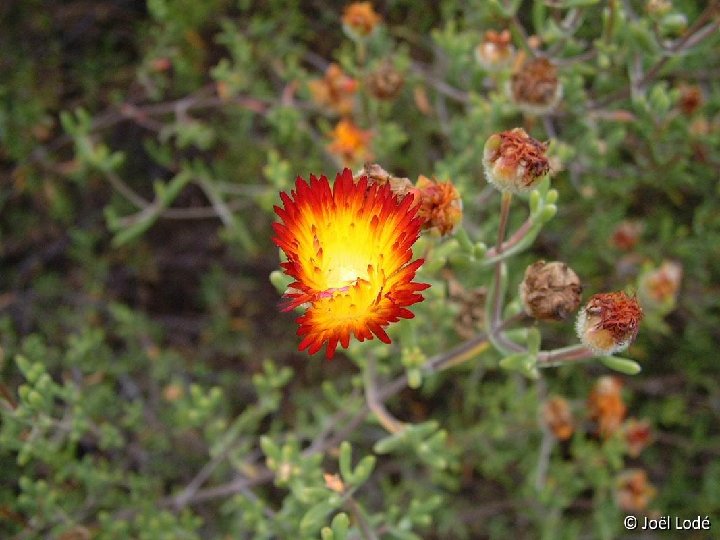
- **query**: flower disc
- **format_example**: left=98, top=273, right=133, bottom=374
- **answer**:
left=273, top=168, right=429, bottom=358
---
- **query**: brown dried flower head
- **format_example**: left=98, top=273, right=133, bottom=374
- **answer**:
left=611, top=220, right=644, bottom=251
left=509, top=57, right=562, bottom=115
left=542, top=396, right=575, bottom=441
left=677, top=84, right=703, bottom=116
left=520, top=260, right=582, bottom=321
left=482, top=128, right=550, bottom=193
left=342, top=2, right=381, bottom=39
left=623, top=418, right=653, bottom=458
left=366, top=59, right=405, bottom=100
left=576, top=291, right=643, bottom=355
left=410, top=175, right=463, bottom=236
left=615, top=469, right=656, bottom=512
left=588, top=375, right=627, bottom=438
left=474, top=30, right=515, bottom=71
left=354, top=162, right=414, bottom=199
left=308, top=63, right=358, bottom=116
left=327, top=119, right=373, bottom=166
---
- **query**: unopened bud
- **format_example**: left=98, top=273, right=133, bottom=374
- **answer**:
left=520, top=261, right=582, bottom=321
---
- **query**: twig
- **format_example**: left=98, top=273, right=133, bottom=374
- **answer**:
left=364, top=357, right=405, bottom=434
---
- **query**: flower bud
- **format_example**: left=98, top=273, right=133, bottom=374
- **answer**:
left=509, top=57, right=562, bottom=115
left=542, top=396, right=574, bottom=441
left=576, top=291, right=643, bottom=355
left=587, top=376, right=626, bottom=438
left=623, top=418, right=653, bottom=458
left=366, top=59, right=405, bottom=100
left=474, top=30, right=515, bottom=72
left=520, top=261, right=582, bottom=321
left=410, top=175, right=463, bottom=236
left=342, top=2, right=381, bottom=40
left=482, top=128, right=550, bottom=193
left=615, top=469, right=656, bottom=512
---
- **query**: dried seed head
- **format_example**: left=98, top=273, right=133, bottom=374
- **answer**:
left=474, top=29, right=515, bottom=72
left=410, top=175, right=463, bottom=236
left=576, top=291, right=643, bottom=355
left=342, top=2, right=381, bottom=39
left=542, top=396, right=575, bottom=441
left=615, top=469, right=656, bottom=512
left=520, top=260, right=582, bottom=321
left=509, top=57, right=562, bottom=115
left=366, top=59, right=405, bottom=100
left=482, top=128, right=550, bottom=193
left=587, top=376, right=627, bottom=438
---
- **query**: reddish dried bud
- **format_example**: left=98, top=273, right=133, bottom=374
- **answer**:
left=677, top=84, right=703, bottom=116
left=410, top=175, right=463, bottom=236
left=342, top=2, right=381, bottom=39
left=576, top=292, right=643, bottom=355
left=615, top=469, right=656, bottom=512
left=623, top=418, right=653, bottom=458
left=366, top=60, right=405, bottom=100
left=520, top=261, right=582, bottom=321
left=509, top=57, right=562, bottom=115
left=474, top=29, right=515, bottom=72
left=588, top=376, right=627, bottom=438
left=542, top=396, right=575, bottom=441
left=483, top=128, right=550, bottom=193
left=611, top=220, right=644, bottom=251
left=308, top=63, right=358, bottom=116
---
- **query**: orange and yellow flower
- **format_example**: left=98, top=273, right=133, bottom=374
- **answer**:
left=273, top=168, right=430, bottom=359
left=328, top=119, right=373, bottom=166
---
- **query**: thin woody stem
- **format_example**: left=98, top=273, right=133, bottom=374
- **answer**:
left=364, top=356, right=405, bottom=434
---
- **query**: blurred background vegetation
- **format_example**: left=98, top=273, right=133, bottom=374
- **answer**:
left=1, top=0, right=719, bottom=538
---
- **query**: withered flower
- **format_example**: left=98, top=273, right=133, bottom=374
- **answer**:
left=623, top=418, right=653, bottom=458
left=677, top=84, right=703, bottom=116
left=610, top=220, right=644, bottom=251
left=410, top=175, right=463, bottom=236
left=520, top=260, right=582, bottom=321
left=366, top=59, right=405, bottom=100
left=509, top=57, right=562, bottom=115
left=615, top=469, right=656, bottom=512
left=354, top=162, right=414, bottom=199
left=483, top=128, right=550, bottom=193
left=576, top=291, right=643, bottom=355
left=542, top=396, right=575, bottom=441
left=587, top=376, right=627, bottom=438
left=638, top=260, right=682, bottom=310
left=474, top=30, right=515, bottom=72
left=308, top=63, right=358, bottom=116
